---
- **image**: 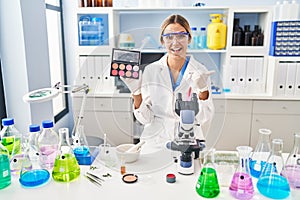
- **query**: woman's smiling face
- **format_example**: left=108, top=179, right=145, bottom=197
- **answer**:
left=162, top=23, right=190, bottom=58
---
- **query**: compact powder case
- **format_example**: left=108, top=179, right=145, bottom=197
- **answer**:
left=110, top=48, right=141, bottom=79
left=122, top=174, right=138, bottom=184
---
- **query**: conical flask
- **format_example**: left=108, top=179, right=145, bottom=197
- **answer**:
left=229, top=146, right=254, bottom=200
left=19, top=141, right=50, bottom=188
left=72, top=125, right=90, bottom=157
left=52, top=128, right=80, bottom=182
left=257, top=139, right=290, bottom=199
left=281, top=133, right=300, bottom=189
left=250, top=128, right=271, bottom=178
left=196, top=148, right=220, bottom=198
left=10, top=125, right=32, bottom=176
left=0, top=136, right=11, bottom=189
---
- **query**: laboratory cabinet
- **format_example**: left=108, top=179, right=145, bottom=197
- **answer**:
left=72, top=4, right=300, bottom=149
left=72, top=94, right=133, bottom=146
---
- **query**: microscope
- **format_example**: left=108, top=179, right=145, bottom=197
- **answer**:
left=168, top=92, right=205, bottom=175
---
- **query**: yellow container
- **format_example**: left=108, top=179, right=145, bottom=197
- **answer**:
left=207, top=14, right=227, bottom=50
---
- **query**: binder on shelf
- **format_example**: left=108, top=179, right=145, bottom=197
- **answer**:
left=94, top=56, right=104, bottom=92
left=294, top=62, right=300, bottom=96
left=246, top=57, right=255, bottom=93
left=87, top=56, right=96, bottom=90
left=237, top=57, right=247, bottom=91
left=285, top=62, right=297, bottom=96
left=253, top=57, right=264, bottom=93
left=79, top=55, right=88, bottom=85
left=276, top=62, right=287, bottom=96
left=229, top=57, right=239, bottom=93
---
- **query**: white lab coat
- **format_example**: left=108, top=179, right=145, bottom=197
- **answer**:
left=134, top=54, right=214, bottom=149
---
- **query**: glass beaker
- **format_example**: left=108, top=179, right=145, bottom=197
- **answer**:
left=196, top=148, right=220, bottom=198
left=281, top=133, right=300, bottom=189
left=0, top=136, right=11, bottom=189
left=257, top=139, right=290, bottom=199
left=229, top=146, right=254, bottom=200
left=52, top=128, right=80, bottom=182
left=250, top=128, right=271, bottom=178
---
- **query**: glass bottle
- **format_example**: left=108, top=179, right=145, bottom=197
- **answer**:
left=281, top=133, right=300, bottom=189
left=28, top=124, right=41, bottom=161
left=19, top=136, right=50, bottom=188
left=191, top=27, right=199, bottom=49
left=229, top=146, right=254, bottom=200
left=250, top=128, right=271, bottom=178
left=0, top=136, right=11, bottom=189
left=0, top=118, right=21, bottom=158
left=196, top=148, right=220, bottom=198
left=257, top=139, right=290, bottom=199
left=232, top=18, right=244, bottom=46
left=244, top=25, right=252, bottom=46
left=52, top=128, right=80, bottom=182
left=37, top=120, right=59, bottom=169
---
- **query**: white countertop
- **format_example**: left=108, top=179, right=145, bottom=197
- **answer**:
left=0, top=148, right=298, bottom=200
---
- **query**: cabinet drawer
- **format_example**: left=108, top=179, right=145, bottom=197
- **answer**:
left=73, top=97, right=132, bottom=112
left=213, top=99, right=252, bottom=113
left=253, top=100, right=300, bottom=115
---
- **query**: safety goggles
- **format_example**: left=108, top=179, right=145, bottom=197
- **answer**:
left=162, top=32, right=189, bottom=43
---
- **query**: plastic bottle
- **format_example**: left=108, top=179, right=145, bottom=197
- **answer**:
left=37, top=120, right=59, bottom=169
left=0, top=136, right=11, bottom=189
left=281, top=133, right=300, bottom=189
left=52, top=128, right=80, bottom=182
left=207, top=14, right=227, bottom=50
left=191, top=27, right=199, bottom=49
left=0, top=118, right=21, bottom=158
left=198, top=27, right=207, bottom=49
left=250, top=128, right=272, bottom=178
left=232, top=18, right=244, bottom=46
left=257, top=139, right=290, bottom=199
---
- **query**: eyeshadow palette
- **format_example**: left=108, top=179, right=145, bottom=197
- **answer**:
left=110, top=48, right=141, bottom=79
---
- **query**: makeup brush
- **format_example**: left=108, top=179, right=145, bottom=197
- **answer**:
left=125, top=141, right=145, bottom=153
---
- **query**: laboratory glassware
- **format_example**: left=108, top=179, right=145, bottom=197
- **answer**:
left=28, top=124, right=41, bottom=161
left=52, top=128, right=80, bottom=182
left=257, top=139, right=290, bottom=199
left=281, top=133, right=300, bottom=189
left=196, top=148, right=220, bottom=198
left=250, top=128, right=271, bottom=178
left=229, top=146, right=254, bottom=200
left=38, top=120, right=59, bottom=169
left=19, top=136, right=50, bottom=188
left=0, top=118, right=21, bottom=157
left=0, top=136, right=11, bottom=189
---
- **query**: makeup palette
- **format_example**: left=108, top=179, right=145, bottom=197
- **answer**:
left=110, top=48, right=141, bottom=79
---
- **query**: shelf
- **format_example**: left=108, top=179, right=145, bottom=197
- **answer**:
left=212, top=94, right=300, bottom=100
left=140, top=49, right=226, bottom=54
left=228, top=46, right=267, bottom=56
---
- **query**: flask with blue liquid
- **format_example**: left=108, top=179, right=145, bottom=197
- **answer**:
left=257, top=139, right=290, bottom=199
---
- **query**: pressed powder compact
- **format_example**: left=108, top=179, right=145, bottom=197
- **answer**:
left=110, top=48, right=141, bottom=79
left=122, top=174, right=138, bottom=184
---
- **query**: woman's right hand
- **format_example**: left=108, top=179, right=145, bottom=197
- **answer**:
left=120, top=71, right=142, bottom=95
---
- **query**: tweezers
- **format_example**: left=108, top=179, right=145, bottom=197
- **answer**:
left=84, top=172, right=104, bottom=187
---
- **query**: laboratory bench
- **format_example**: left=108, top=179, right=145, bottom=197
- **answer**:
left=0, top=148, right=298, bottom=200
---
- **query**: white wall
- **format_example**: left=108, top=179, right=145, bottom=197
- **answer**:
left=0, top=0, right=71, bottom=134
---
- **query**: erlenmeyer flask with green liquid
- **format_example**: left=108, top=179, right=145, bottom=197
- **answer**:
left=52, top=128, right=80, bottom=182
left=196, top=148, right=220, bottom=198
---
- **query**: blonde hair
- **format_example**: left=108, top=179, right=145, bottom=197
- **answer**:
left=160, top=14, right=192, bottom=44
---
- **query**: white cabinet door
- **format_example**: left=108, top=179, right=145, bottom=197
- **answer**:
left=251, top=100, right=300, bottom=153
left=207, top=99, right=252, bottom=151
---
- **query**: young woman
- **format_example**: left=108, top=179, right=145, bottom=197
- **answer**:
left=122, top=14, right=214, bottom=149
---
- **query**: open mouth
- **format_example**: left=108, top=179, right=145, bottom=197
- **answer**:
left=170, top=47, right=182, bottom=53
